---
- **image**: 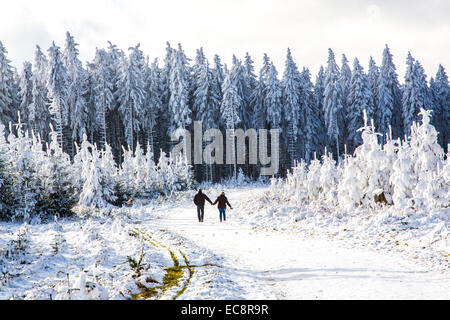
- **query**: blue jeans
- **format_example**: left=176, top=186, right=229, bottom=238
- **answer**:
left=197, top=206, right=204, bottom=222
left=219, top=208, right=226, bottom=222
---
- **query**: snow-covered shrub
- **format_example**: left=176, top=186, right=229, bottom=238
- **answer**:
left=168, top=152, right=193, bottom=192
left=306, top=158, right=322, bottom=203
left=39, top=127, right=77, bottom=216
left=318, top=151, right=340, bottom=207
left=285, top=160, right=308, bottom=204
left=347, top=113, right=393, bottom=208
left=337, top=156, right=361, bottom=210
left=236, top=167, right=247, bottom=185
left=0, top=122, right=14, bottom=218
left=54, top=271, right=109, bottom=300
left=6, top=121, right=41, bottom=221
left=4, top=223, right=30, bottom=263
left=409, top=109, right=446, bottom=209
left=77, top=135, right=117, bottom=208
left=275, top=109, right=448, bottom=214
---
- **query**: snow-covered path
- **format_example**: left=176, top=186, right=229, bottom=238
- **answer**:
left=140, top=187, right=450, bottom=300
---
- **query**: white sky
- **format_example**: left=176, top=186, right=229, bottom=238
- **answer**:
left=1, top=0, right=449, bottom=81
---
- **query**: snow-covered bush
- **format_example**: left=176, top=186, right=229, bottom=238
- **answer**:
left=0, top=122, right=14, bottom=218
left=6, top=120, right=41, bottom=221
left=409, top=109, right=445, bottom=209
left=54, top=270, right=109, bottom=300
left=277, top=109, right=448, bottom=213
left=39, top=127, right=77, bottom=216
left=318, top=151, right=340, bottom=207
left=76, top=135, right=117, bottom=208
left=345, top=113, right=393, bottom=208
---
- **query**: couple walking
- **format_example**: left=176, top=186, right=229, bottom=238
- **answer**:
left=193, top=189, right=233, bottom=223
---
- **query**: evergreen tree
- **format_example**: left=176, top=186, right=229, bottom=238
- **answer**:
left=145, top=58, right=163, bottom=154
left=221, top=70, right=241, bottom=178
left=402, top=52, right=416, bottom=136
left=212, top=54, right=225, bottom=97
left=430, top=65, right=449, bottom=152
left=104, top=41, right=124, bottom=162
left=0, top=121, right=13, bottom=218
left=265, top=63, right=282, bottom=129
left=88, top=48, right=115, bottom=149
left=339, top=54, right=352, bottom=148
left=250, top=54, right=271, bottom=131
left=63, top=32, right=89, bottom=148
left=116, top=44, right=146, bottom=152
left=169, top=43, right=192, bottom=133
left=282, top=48, right=302, bottom=166
left=314, top=65, right=326, bottom=149
left=323, top=48, right=344, bottom=157
left=7, top=120, right=41, bottom=221
left=302, top=68, right=325, bottom=162
left=47, top=42, right=70, bottom=152
left=367, top=56, right=380, bottom=127
left=243, top=53, right=257, bottom=99
left=18, top=62, right=33, bottom=131
left=346, top=58, right=373, bottom=153
left=378, top=45, right=402, bottom=139
left=0, top=41, right=19, bottom=127
left=240, top=53, right=256, bottom=130
left=402, top=57, right=431, bottom=137
left=40, top=126, right=77, bottom=216
left=30, top=45, right=51, bottom=141
left=77, top=134, right=117, bottom=208
left=192, top=48, right=220, bottom=128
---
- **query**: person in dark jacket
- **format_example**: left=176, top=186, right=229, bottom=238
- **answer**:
left=193, top=189, right=213, bottom=222
left=212, top=192, right=233, bottom=222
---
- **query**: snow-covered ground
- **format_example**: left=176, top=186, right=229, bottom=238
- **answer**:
left=0, top=185, right=448, bottom=300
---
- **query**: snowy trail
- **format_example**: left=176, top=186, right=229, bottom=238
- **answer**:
left=140, top=187, right=450, bottom=300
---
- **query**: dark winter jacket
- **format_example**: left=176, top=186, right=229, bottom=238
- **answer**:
left=193, top=192, right=212, bottom=206
left=212, top=195, right=232, bottom=209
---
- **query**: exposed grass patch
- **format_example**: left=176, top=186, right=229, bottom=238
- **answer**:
left=129, top=228, right=218, bottom=300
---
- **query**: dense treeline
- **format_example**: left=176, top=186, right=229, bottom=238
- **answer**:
left=0, top=32, right=449, bottom=182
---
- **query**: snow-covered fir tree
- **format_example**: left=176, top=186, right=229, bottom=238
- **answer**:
left=63, top=32, right=89, bottom=148
left=192, top=48, right=220, bottom=129
left=40, top=126, right=77, bottom=216
left=408, top=109, right=444, bottom=209
left=221, top=70, right=241, bottom=178
left=116, top=44, right=146, bottom=152
left=323, top=48, right=344, bottom=158
left=429, top=65, right=449, bottom=152
left=29, top=45, right=51, bottom=141
left=339, top=54, right=352, bottom=146
left=18, top=62, right=33, bottom=130
left=0, top=41, right=19, bottom=127
left=346, top=58, right=374, bottom=153
left=314, top=65, right=326, bottom=145
left=282, top=48, right=302, bottom=166
left=249, top=55, right=270, bottom=131
left=47, top=42, right=70, bottom=152
left=0, top=121, right=13, bottom=218
left=265, top=63, right=282, bottom=130
left=6, top=118, right=41, bottom=221
left=77, top=134, right=117, bottom=208
left=88, top=48, right=114, bottom=149
left=367, top=56, right=380, bottom=129
left=233, top=54, right=253, bottom=130
left=301, top=68, right=325, bottom=162
left=144, top=58, right=163, bottom=154
left=169, top=43, right=192, bottom=133
left=401, top=53, right=431, bottom=137
left=377, top=45, right=402, bottom=139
